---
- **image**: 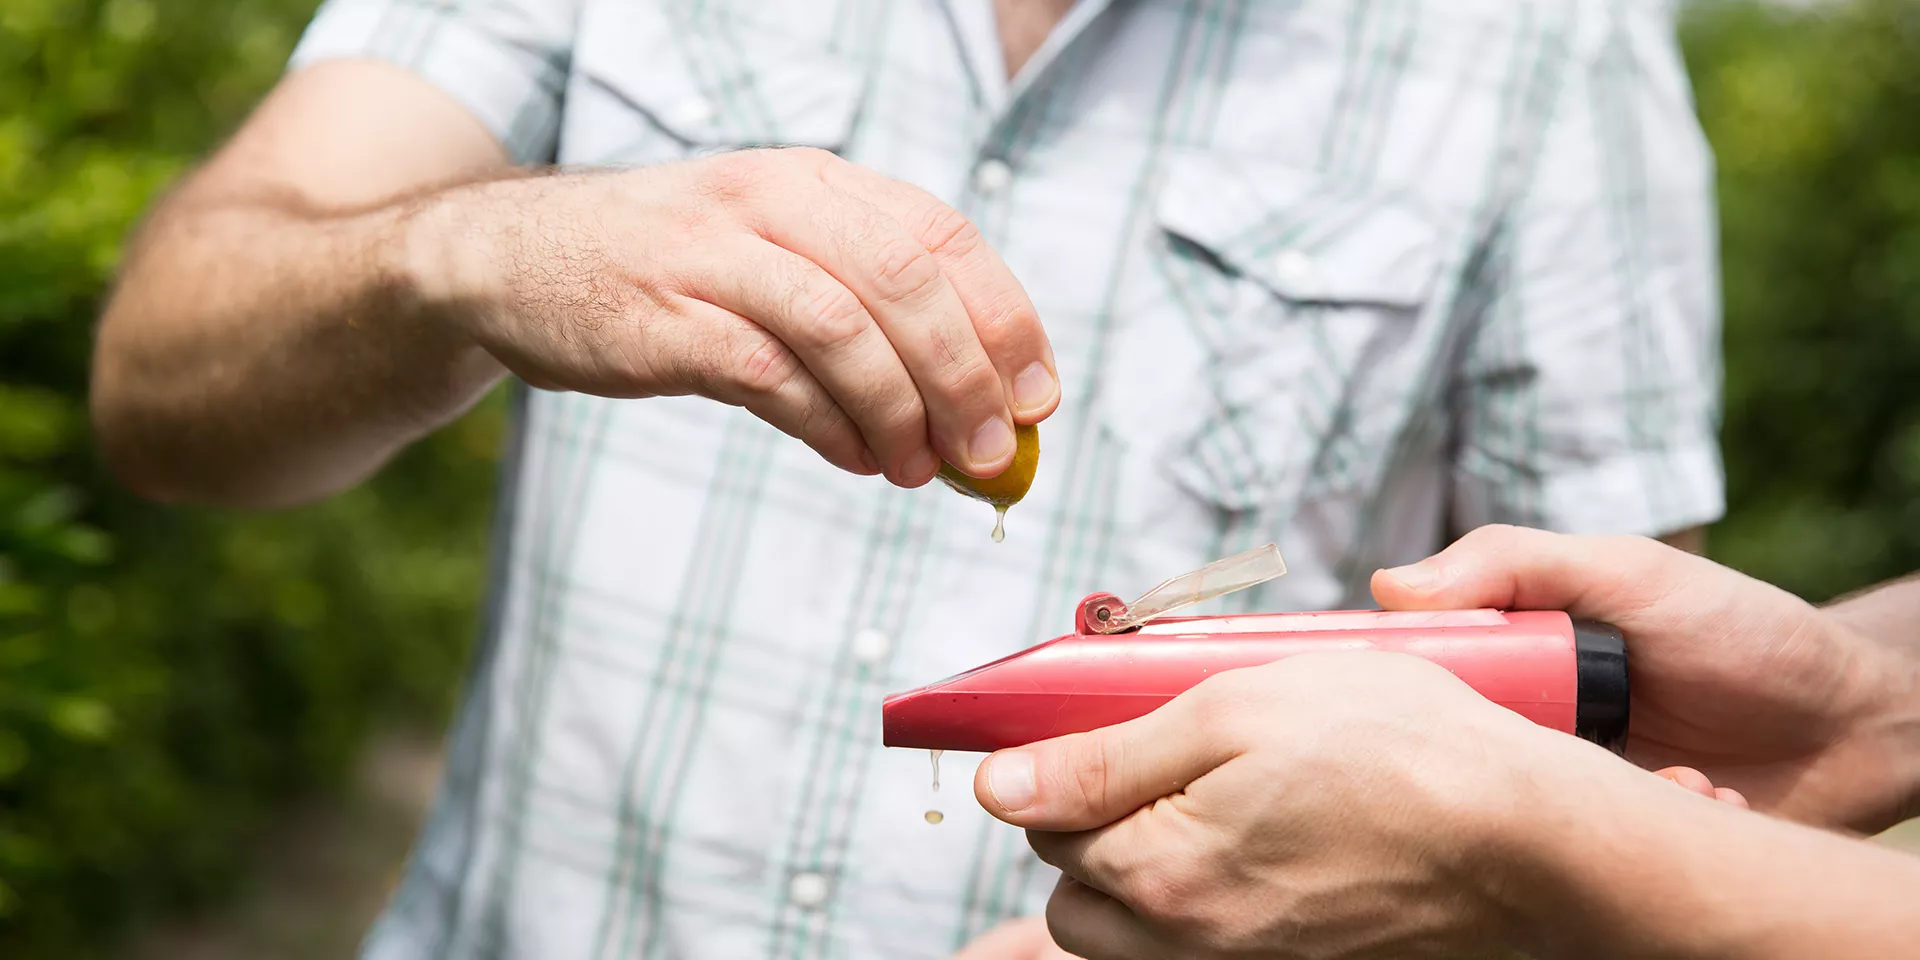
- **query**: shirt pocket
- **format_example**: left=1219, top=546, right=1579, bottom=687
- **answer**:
left=1145, top=153, right=1444, bottom=515
left=562, top=2, right=868, bottom=165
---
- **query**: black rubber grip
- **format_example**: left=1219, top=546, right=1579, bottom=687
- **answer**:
left=1573, top=620, right=1630, bottom=755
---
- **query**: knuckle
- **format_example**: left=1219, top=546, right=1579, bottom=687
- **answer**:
left=869, top=394, right=929, bottom=448
left=791, top=280, right=873, bottom=355
left=866, top=235, right=945, bottom=307
left=1460, top=522, right=1523, bottom=549
left=970, top=291, right=1041, bottom=344
left=925, top=327, right=998, bottom=392
left=1061, top=735, right=1119, bottom=815
left=781, top=145, right=839, bottom=170
left=702, top=150, right=777, bottom=203
left=913, top=203, right=982, bottom=256
left=731, top=336, right=802, bottom=398
left=1123, top=857, right=1207, bottom=928
left=648, top=254, right=705, bottom=300
left=1185, top=673, right=1253, bottom=731
left=796, top=392, right=853, bottom=446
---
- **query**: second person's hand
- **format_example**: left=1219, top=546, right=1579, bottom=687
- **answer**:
left=971, top=650, right=1642, bottom=960
left=1372, top=524, right=1920, bottom=833
left=401, top=146, right=1060, bottom=485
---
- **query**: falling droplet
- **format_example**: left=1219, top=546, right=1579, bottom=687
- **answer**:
left=924, top=809, right=944, bottom=825
left=929, top=749, right=943, bottom=792
left=991, top=506, right=1007, bottom=543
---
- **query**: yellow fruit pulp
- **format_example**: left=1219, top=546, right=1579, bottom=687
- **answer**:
left=935, top=422, right=1039, bottom=507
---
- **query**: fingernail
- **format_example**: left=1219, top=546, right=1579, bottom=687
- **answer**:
left=987, top=752, right=1036, bottom=812
left=901, top=448, right=938, bottom=484
left=1012, top=362, right=1057, bottom=416
left=856, top=448, right=881, bottom=475
left=1384, top=560, right=1446, bottom=591
left=969, top=417, right=1015, bottom=470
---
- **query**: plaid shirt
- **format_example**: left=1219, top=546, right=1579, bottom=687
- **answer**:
left=290, top=1, right=1725, bottom=957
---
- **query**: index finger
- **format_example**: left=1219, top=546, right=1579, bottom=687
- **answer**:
left=974, top=688, right=1238, bottom=833
left=824, top=161, right=1061, bottom=426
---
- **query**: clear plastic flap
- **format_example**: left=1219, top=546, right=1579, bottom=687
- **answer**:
left=1102, top=543, right=1288, bottom=632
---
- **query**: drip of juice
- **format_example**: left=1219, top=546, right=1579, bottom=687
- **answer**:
left=936, top=422, right=1036, bottom=544
left=925, top=749, right=946, bottom=825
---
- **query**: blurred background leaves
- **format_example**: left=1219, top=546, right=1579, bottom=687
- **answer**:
left=2, top=0, right=497, bottom=954
left=0, top=0, right=1915, bottom=955
left=1691, top=0, right=1920, bottom=599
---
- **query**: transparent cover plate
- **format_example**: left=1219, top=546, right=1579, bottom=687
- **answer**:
left=1103, top=543, right=1287, bottom=632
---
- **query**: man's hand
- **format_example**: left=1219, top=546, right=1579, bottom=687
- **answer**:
left=949, top=916, right=1082, bottom=960
left=971, top=650, right=1647, bottom=960
left=405, top=147, right=1059, bottom=486
left=93, top=62, right=1058, bottom=506
left=1372, top=524, right=1920, bottom=833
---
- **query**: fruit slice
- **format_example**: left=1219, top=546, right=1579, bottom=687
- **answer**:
left=936, top=422, right=1039, bottom=542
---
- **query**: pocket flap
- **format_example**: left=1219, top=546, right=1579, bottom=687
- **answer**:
left=1156, top=155, right=1441, bottom=307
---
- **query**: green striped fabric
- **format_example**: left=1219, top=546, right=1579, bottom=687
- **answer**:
left=288, top=1, right=1725, bottom=957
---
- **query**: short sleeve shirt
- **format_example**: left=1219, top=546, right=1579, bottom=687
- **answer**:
left=288, top=1, right=1726, bottom=957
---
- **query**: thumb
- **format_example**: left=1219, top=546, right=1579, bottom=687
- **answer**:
left=974, top=692, right=1237, bottom=832
left=1368, top=523, right=1693, bottom=623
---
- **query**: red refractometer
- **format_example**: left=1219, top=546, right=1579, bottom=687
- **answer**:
left=881, top=545, right=1628, bottom=755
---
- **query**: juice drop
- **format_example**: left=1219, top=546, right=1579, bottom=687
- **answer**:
left=929, top=749, right=943, bottom=792
left=935, top=423, right=1037, bottom=544
left=924, top=810, right=945, bottom=825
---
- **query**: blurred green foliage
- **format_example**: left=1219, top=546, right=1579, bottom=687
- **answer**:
left=0, top=0, right=1915, bottom=955
left=1687, top=0, right=1920, bottom=598
left=1, top=0, right=500, bottom=955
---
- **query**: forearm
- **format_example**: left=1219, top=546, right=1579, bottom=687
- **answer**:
left=92, top=176, right=508, bottom=507
left=1823, top=575, right=1920, bottom=824
left=1515, top=759, right=1920, bottom=960
left=1827, top=573, right=1920, bottom=657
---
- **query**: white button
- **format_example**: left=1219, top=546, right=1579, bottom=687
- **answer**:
left=850, top=628, right=890, bottom=665
left=1271, top=249, right=1319, bottom=294
left=671, top=97, right=714, bottom=127
left=972, top=158, right=1013, bottom=196
left=788, top=871, right=831, bottom=908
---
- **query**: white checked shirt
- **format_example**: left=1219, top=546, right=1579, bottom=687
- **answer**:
left=289, top=1, right=1725, bottom=957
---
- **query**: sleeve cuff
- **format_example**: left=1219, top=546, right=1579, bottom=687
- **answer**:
left=1534, top=438, right=1727, bottom=537
left=1454, top=436, right=1727, bottom=538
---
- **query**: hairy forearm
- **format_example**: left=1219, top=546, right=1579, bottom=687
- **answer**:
left=92, top=176, right=510, bottom=507
left=1517, top=763, right=1920, bottom=959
